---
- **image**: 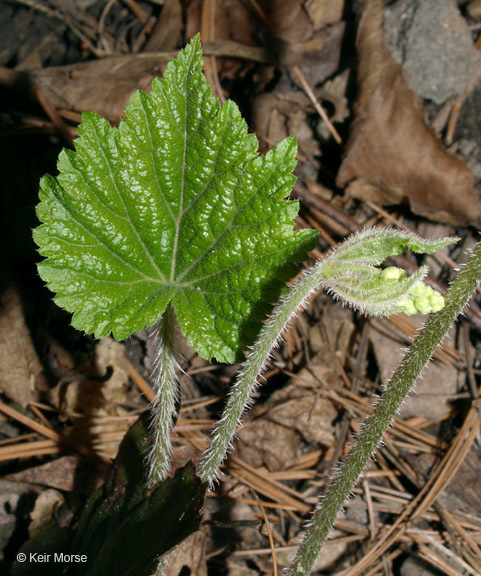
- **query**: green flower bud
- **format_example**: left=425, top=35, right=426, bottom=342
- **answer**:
left=411, top=282, right=427, bottom=297
left=393, top=282, right=445, bottom=315
left=380, top=267, right=406, bottom=282
left=429, top=291, right=445, bottom=312
left=319, top=228, right=456, bottom=317
left=414, top=295, right=432, bottom=314
left=398, top=298, right=418, bottom=315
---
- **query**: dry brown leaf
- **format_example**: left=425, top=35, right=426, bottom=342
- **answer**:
left=0, top=284, right=42, bottom=407
left=1, top=37, right=271, bottom=124
left=187, top=0, right=344, bottom=86
left=185, top=0, right=260, bottom=80
left=369, top=319, right=457, bottom=421
left=236, top=418, right=301, bottom=471
left=253, top=0, right=345, bottom=79
left=28, top=489, right=65, bottom=536
left=290, top=22, right=346, bottom=86
left=30, top=55, right=172, bottom=123
left=143, top=0, right=182, bottom=52
left=4, top=455, right=109, bottom=493
left=337, top=0, right=480, bottom=226
left=265, top=0, right=314, bottom=44
left=316, top=69, right=350, bottom=124
left=48, top=337, right=129, bottom=418
left=5, top=456, right=79, bottom=492
left=93, top=337, right=130, bottom=406
left=9, top=3, right=341, bottom=125
left=253, top=91, right=321, bottom=178
left=345, top=177, right=403, bottom=206
left=225, top=560, right=260, bottom=576
left=45, top=338, right=75, bottom=379
left=186, top=0, right=256, bottom=46
left=159, top=530, right=207, bottom=576
left=305, top=0, right=344, bottom=30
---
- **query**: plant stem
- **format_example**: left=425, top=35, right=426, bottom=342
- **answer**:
left=147, top=301, right=180, bottom=488
left=287, top=241, right=481, bottom=575
left=198, top=261, right=327, bottom=484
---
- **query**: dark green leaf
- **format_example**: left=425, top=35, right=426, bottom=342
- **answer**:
left=34, top=35, right=317, bottom=362
left=11, top=415, right=205, bottom=576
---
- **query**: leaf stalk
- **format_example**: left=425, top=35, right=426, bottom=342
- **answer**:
left=198, top=260, right=327, bottom=484
left=198, top=229, right=453, bottom=484
left=147, top=301, right=181, bottom=488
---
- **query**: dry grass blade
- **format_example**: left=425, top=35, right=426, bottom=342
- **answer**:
left=340, top=384, right=481, bottom=576
left=201, top=0, right=224, bottom=103
left=251, top=490, right=278, bottom=576
left=0, top=399, right=63, bottom=443
left=0, top=439, right=61, bottom=462
left=412, top=529, right=480, bottom=576
left=129, top=364, right=155, bottom=402
left=227, top=456, right=311, bottom=515
left=439, top=508, right=481, bottom=571
left=292, top=65, right=342, bottom=144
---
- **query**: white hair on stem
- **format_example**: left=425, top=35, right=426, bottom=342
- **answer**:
left=286, top=241, right=481, bottom=576
left=147, top=301, right=181, bottom=488
left=198, top=259, right=329, bottom=486
left=198, top=227, right=455, bottom=487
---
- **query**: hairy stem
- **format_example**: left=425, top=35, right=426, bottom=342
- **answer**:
left=198, top=261, right=327, bottom=484
left=288, top=241, right=481, bottom=575
left=147, top=301, right=181, bottom=488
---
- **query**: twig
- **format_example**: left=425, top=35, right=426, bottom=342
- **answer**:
left=251, top=490, right=278, bottom=576
left=0, top=399, right=63, bottom=443
left=122, top=0, right=149, bottom=22
left=292, top=65, right=342, bottom=144
left=201, top=0, right=225, bottom=103
left=129, top=364, right=155, bottom=402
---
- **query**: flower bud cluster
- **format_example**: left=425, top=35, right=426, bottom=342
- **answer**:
left=319, top=229, right=456, bottom=317
left=380, top=267, right=445, bottom=315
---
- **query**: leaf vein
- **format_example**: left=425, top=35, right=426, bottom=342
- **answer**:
left=182, top=245, right=291, bottom=286
left=91, top=121, right=167, bottom=282
left=180, top=118, right=230, bottom=217
left=48, top=186, right=162, bottom=284
left=50, top=268, right=149, bottom=286
left=170, top=47, right=196, bottom=282
left=176, top=157, right=285, bottom=283
left=138, top=95, right=178, bottom=227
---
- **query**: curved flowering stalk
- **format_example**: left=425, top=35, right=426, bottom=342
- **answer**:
left=198, top=228, right=456, bottom=484
left=288, top=238, right=481, bottom=576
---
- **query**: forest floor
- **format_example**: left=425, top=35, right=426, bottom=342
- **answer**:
left=1, top=0, right=481, bottom=575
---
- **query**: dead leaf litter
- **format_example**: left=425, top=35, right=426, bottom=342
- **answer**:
left=1, top=0, right=481, bottom=574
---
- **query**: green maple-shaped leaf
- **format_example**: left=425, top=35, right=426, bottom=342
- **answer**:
left=34, top=35, right=317, bottom=362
